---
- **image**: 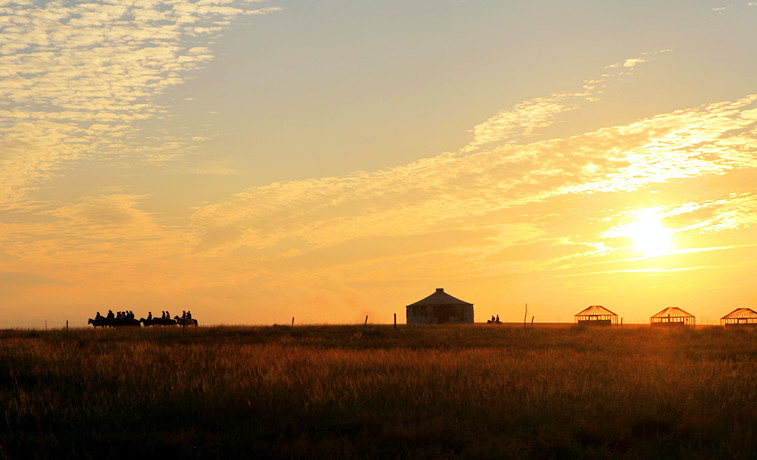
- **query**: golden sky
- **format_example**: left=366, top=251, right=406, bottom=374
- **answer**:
left=2, top=1, right=757, bottom=327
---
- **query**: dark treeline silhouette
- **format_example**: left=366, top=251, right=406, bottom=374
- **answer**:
left=89, top=310, right=197, bottom=327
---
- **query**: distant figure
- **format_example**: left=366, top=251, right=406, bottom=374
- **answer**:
left=147, top=312, right=152, bottom=321
left=182, top=310, right=186, bottom=320
left=491, top=315, right=495, bottom=322
left=96, top=312, right=102, bottom=320
left=107, top=310, right=114, bottom=320
left=187, top=311, right=192, bottom=320
left=161, top=311, right=166, bottom=319
left=496, top=315, right=500, bottom=323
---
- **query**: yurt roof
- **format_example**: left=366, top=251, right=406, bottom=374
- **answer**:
left=721, top=308, right=757, bottom=320
left=406, top=288, right=473, bottom=307
left=575, top=305, right=617, bottom=317
left=651, top=307, right=694, bottom=318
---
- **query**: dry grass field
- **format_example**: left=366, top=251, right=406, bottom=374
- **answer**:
left=1, top=324, right=756, bottom=459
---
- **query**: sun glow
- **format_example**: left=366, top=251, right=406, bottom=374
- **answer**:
left=608, top=209, right=675, bottom=257
left=629, top=217, right=673, bottom=257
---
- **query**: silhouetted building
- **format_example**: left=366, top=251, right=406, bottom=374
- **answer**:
left=720, top=308, right=757, bottom=326
left=406, top=288, right=474, bottom=324
left=650, top=307, right=695, bottom=327
left=575, top=305, right=618, bottom=326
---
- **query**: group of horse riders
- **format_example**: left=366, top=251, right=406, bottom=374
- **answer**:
left=89, top=309, right=196, bottom=327
left=91, top=310, right=138, bottom=326
left=142, top=310, right=193, bottom=322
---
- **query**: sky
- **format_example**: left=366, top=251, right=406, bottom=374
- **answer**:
left=2, top=0, right=757, bottom=327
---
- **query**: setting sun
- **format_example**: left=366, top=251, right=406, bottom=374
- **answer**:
left=627, top=212, right=674, bottom=257
left=603, top=208, right=675, bottom=258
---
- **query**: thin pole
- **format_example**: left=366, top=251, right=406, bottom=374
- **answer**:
left=291, top=317, right=294, bottom=327
left=524, top=304, right=527, bottom=328
left=364, top=315, right=368, bottom=325
left=394, top=313, right=397, bottom=329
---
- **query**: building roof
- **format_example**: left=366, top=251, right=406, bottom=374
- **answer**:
left=721, top=308, right=757, bottom=320
left=575, top=305, right=617, bottom=317
left=406, top=288, right=473, bottom=307
left=651, top=307, right=694, bottom=318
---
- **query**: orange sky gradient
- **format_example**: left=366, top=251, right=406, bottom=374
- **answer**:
left=2, top=1, right=757, bottom=327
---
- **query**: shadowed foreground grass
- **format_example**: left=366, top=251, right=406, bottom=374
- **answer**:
left=1, top=325, right=756, bottom=459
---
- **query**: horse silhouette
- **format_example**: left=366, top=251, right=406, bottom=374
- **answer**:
left=140, top=317, right=177, bottom=327
left=88, top=317, right=107, bottom=327
left=88, top=315, right=139, bottom=327
left=174, top=316, right=198, bottom=327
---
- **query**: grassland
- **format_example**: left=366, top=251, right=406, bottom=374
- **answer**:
left=1, top=324, right=756, bottom=459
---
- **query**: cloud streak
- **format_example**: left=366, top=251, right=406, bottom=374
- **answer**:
left=191, top=89, right=757, bottom=268
left=461, top=52, right=667, bottom=153
left=0, top=0, right=279, bottom=210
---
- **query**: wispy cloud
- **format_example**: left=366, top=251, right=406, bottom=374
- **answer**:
left=2, top=193, right=186, bottom=257
left=0, top=192, right=196, bottom=296
left=0, top=0, right=279, bottom=210
left=622, top=58, right=646, bottom=68
left=462, top=53, right=663, bottom=153
left=190, top=82, right=757, bottom=282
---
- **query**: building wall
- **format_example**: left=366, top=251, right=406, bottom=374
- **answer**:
left=406, top=304, right=474, bottom=324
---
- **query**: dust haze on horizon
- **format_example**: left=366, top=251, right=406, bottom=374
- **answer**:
left=1, top=0, right=757, bottom=327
